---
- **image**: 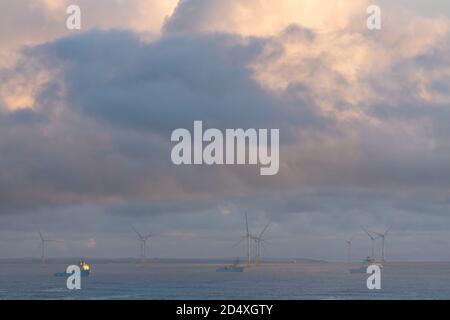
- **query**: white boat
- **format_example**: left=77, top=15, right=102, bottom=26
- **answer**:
left=349, top=257, right=382, bottom=274
left=216, top=258, right=245, bottom=273
left=54, top=259, right=91, bottom=277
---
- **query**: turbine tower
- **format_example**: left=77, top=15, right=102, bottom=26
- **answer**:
left=253, top=222, right=270, bottom=264
left=245, top=213, right=252, bottom=265
left=38, top=230, right=60, bottom=265
left=346, top=235, right=355, bottom=264
left=363, top=228, right=379, bottom=261
left=131, top=225, right=153, bottom=266
left=374, top=227, right=391, bottom=263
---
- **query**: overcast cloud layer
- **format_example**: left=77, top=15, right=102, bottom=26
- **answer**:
left=1, top=0, right=450, bottom=261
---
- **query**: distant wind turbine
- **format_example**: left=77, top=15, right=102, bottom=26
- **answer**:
left=232, top=213, right=260, bottom=265
left=363, top=228, right=380, bottom=261
left=38, top=230, right=61, bottom=265
left=373, top=227, right=392, bottom=263
left=131, top=225, right=153, bottom=266
left=245, top=213, right=252, bottom=265
left=253, top=222, right=270, bottom=264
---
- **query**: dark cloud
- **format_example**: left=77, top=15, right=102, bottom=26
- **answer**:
left=0, top=29, right=332, bottom=214
left=2, top=28, right=450, bottom=213
left=30, top=30, right=321, bottom=135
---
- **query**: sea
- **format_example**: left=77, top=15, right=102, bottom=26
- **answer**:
left=1, top=260, right=449, bottom=300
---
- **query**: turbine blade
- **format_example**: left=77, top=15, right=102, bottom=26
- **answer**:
left=385, top=226, right=392, bottom=236
left=363, top=228, right=375, bottom=240
left=130, top=224, right=143, bottom=239
left=373, top=232, right=384, bottom=237
left=245, top=213, right=249, bottom=235
left=259, top=222, right=270, bottom=238
left=232, top=236, right=245, bottom=248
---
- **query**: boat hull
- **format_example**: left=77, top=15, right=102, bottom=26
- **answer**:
left=54, top=270, right=90, bottom=277
left=349, top=267, right=366, bottom=274
left=216, top=267, right=244, bottom=273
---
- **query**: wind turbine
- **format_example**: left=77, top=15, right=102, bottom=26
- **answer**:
left=245, top=213, right=252, bottom=265
left=253, top=222, right=270, bottom=264
left=131, top=225, right=153, bottom=266
left=363, top=228, right=380, bottom=261
left=373, top=227, right=391, bottom=263
left=232, top=213, right=256, bottom=265
left=346, top=235, right=355, bottom=264
left=251, top=237, right=258, bottom=262
left=38, top=230, right=60, bottom=265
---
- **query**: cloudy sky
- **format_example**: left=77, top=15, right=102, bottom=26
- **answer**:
left=1, top=0, right=450, bottom=261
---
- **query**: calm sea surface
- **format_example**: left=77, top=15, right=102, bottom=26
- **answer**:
left=1, top=261, right=449, bottom=299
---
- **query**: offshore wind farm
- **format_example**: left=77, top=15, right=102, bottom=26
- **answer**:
left=0, top=217, right=441, bottom=300
left=0, top=216, right=448, bottom=299
left=29, top=213, right=394, bottom=270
